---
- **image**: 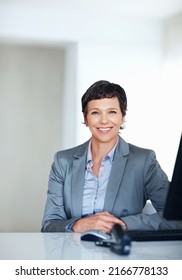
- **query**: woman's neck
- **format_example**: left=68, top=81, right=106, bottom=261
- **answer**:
left=91, top=137, right=118, bottom=160
left=90, top=137, right=118, bottom=177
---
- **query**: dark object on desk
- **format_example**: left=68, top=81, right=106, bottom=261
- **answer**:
left=81, top=230, right=111, bottom=242
left=163, top=133, right=182, bottom=220
left=110, top=224, right=131, bottom=255
left=95, top=224, right=131, bottom=255
left=81, top=225, right=131, bottom=255
left=127, top=229, right=182, bottom=241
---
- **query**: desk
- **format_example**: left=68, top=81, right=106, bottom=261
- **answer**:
left=0, top=233, right=182, bottom=260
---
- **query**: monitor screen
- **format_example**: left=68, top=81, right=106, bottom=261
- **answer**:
left=163, top=134, right=182, bottom=220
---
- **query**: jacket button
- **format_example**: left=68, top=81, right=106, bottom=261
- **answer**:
left=122, top=209, right=128, bottom=215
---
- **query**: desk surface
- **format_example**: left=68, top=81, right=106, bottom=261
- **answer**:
left=0, top=233, right=182, bottom=260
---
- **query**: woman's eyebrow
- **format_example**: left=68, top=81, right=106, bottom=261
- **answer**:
left=89, top=107, right=119, bottom=110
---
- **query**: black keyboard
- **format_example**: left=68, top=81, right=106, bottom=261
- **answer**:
left=127, top=229, right=182, bottom=241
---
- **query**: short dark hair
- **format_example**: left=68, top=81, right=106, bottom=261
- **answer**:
left=81, top=80, right=127, bottom=118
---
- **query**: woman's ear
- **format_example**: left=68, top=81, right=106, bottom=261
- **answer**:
left=120, top=117, right=126, bottom=129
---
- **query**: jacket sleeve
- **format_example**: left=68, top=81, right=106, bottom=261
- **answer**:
left=122, top=211, right=182, bottom=230
left=41, top=152, right=77, bottom=232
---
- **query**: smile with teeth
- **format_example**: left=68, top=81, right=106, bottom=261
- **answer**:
left=97, top=127, right=112, bottom=132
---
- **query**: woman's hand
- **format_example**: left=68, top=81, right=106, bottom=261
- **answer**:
left=72, top=211, right=127, bottom=233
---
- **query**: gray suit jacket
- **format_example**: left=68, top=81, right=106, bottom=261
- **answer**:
left=42, top=137, right=182, bottom=232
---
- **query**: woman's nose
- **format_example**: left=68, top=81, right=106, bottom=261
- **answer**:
left=100, top=113, right=108, bottom=123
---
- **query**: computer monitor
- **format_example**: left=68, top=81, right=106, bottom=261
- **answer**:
left=163, top=133, right=182, bottom=220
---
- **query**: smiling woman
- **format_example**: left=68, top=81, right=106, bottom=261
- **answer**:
left=81, top=81, right=126, bottom=176
left=41, top=80, right=182, bottom=233
left=85, top=97, right=124, bottom=147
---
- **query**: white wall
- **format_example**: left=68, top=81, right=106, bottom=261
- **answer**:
left=0, top=1, right=181, bottom=231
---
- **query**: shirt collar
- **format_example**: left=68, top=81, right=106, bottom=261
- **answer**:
left=87, top=137, right=118, bottom=163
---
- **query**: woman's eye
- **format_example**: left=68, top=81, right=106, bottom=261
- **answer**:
left=109, top=110, right=117, bottom=114
left=91, top=111, right=99, bottom=115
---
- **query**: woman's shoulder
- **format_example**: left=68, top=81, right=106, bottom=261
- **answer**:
left=129, top=142, right=154, bottom=154
left=55, top=140, right=90, bottom=159
left=119, top=136, right=155, bottom=157
left=127, top=142, right=156, bottom=166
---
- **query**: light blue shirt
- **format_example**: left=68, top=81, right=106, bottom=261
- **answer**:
left=82, top=139, right=118, bottom=216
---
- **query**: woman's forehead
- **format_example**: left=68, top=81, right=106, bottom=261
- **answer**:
left=87, top=97, right=120, bottom=110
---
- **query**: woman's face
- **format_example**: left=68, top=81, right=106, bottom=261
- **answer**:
left=84, top=97, right=125, bottom=145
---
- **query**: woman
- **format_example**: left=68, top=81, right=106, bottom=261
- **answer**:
left=41, top=80, right=178, bottom=233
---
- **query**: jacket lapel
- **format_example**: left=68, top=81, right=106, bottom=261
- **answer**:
left=103, top=137, right=129, bottom=212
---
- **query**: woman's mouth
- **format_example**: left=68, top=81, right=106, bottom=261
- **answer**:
left=97, top=127, right=112, bottom=133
